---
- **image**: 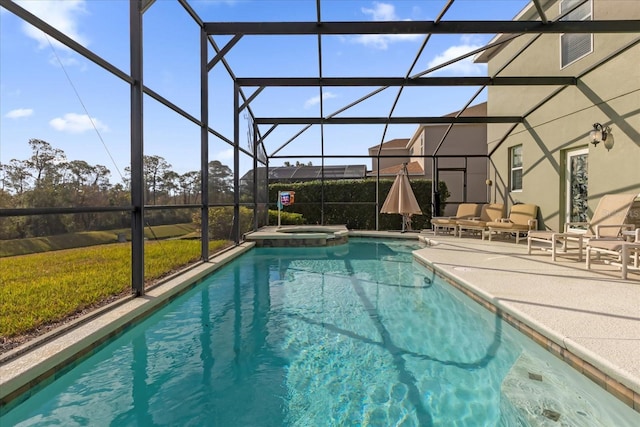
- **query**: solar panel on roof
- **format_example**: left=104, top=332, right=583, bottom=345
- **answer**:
left=256, top=164, right=368, bottom=181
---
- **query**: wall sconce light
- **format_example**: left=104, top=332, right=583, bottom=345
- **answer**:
left=589, top=123, right=614, bottom=151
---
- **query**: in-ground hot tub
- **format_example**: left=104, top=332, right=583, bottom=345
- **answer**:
left=244, top=225, right=349, bottom=247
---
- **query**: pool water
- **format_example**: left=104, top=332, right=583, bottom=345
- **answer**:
left=2, top=238, right=638, bottom=426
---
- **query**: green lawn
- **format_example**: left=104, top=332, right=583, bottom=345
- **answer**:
left=0, top=239, right=228, bottom=338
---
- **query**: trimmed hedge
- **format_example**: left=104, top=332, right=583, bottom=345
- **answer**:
left=269, top=179, right=448, bottom=230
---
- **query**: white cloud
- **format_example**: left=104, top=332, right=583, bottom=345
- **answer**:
left=351, top=33, right=421, bottom=50
left=16, top=0, right=88, bottom=68
left=5, top=108, right=34, bottom=119
left=304, top=92, right=338, bottom=109
left=17, top=0, right=89, bottom=49
left=49, top=54, right=81, bottom=68
left=217, top=148, right=234, bottom=160
left=362, top=2, right=398, bottom=21
left=426, top=38, right=487, bottom=75
left=0, top=84, right=22, bottom=98
left=352, top=2, right=421, bottom=50
left=50, top=113, right=108, bottom=134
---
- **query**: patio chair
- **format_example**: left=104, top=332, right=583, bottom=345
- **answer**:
left=456, top=203, right=505, bottom=239
left=527, top=193, right=638, bottom=261
left=487, top=204, right=538, bottom=244
left=586, top=228, right=640, bottom=279
left=431, top=203, right=480, bottom=235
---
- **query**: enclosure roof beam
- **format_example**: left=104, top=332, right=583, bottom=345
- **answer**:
left=377, top=0, right=455, bottom=157
left=237, top=76, right=576, bottom=87
left=0, top=206, right=132, bottom=218
left=239, top=87, right=265, bottom=112
left=204, top=20, right=640, bottom=35
left=207, top=34, right=242, bottom=71
left=531, top=0, right=549, bottom=24
left=255, top=116, right=522, bottom=125
left=268, top=154, right=489, bottom=159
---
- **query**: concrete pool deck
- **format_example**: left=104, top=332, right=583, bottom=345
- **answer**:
left=410, top=231, right=640, bottom=411
left=1, top=229, right=638, bottom=413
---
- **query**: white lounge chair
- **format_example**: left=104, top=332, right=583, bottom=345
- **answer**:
left=586, top=228, right=640, bottom=279
left=527, top=194, right=638, bottom=261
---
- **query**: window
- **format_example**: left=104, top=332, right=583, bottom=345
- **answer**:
left=560, top=0, right=592, bottom=68
left=510, top=145, right=523, bottom=191
left=565, top=148, right=589, bottom=229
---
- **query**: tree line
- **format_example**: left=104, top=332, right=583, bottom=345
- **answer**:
left=0, top=139, right=235, bottom=239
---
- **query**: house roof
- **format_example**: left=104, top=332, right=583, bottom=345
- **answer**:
left=444, top=102, right=487, bottom=117
left=368, top=138, right=410, bottom=151
left=264, top=165, right=368, bottom=181
left=367, top=161, right=424, bottom=177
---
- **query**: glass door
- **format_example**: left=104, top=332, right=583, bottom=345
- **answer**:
left=565, top=148, right=589, bottom=231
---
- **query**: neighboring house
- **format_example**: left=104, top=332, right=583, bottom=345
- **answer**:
left=367, top=138, right=411, bottom=174
left=368, top=103, right=488, bottom=216
left=475, top=0, right=640, bottom=231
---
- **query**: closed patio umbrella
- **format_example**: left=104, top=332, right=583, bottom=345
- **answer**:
left=380, top=163, right=422, bottom=232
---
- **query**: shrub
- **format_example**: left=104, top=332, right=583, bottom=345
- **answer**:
left=193, top=206, right=255, bottom=240
left=268, top=209, right=304, bottom=225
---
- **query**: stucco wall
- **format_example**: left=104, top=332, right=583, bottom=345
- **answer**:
left=486, top=0, right=640, bottom=230
left=420, top=124, right=488, bottom=209
left=369, top=148, right=409, bottom=172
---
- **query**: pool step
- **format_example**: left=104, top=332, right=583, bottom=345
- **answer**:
left=500, top=352, right=599, bottom=426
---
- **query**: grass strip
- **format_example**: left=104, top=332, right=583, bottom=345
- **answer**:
left=0, top=239, right=227, bottom=338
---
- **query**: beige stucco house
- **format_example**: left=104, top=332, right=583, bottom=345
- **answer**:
left=475, top=0, right=640, bottom=230
left=368, top=138, right=412, bottom=175
left=368, top=103, right=489, bottom=215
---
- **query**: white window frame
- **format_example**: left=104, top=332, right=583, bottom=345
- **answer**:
left=559, top=0, right=593, bottom=69
left=510, top=145, right=523, bottom=192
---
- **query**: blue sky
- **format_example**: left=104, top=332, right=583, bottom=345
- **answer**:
left=1, top=0, right=531, bottom=182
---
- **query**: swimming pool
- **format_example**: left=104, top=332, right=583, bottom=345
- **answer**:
left=2, top=238, right=638, bottom=426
